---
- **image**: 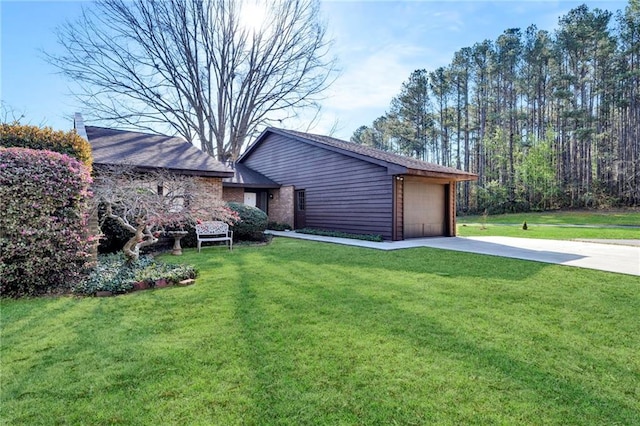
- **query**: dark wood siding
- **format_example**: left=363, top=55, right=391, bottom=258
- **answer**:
left=243, top=134, right=394, bottom=239
left=393, top=177, right=404, bottom=240
left=447, top=182, right=456, bottom=236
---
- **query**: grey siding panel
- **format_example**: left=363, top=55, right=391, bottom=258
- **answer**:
left=243, top=134, right=394, bottom=239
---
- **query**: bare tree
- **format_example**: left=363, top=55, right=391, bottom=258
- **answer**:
left=93, top=166, right=239, bottom=261
left=1, top=102, right=26, bottom=124
left=49, top=0, right=336, bottom=161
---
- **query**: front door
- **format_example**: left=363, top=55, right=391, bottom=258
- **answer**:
left=294, top=189, right=306, bottom=229
left=243, top=192, right=257, bottom=207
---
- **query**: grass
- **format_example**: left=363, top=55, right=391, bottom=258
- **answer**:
left=2, top=239, right=640, bottom=425
left=457, top=209, right=640, bottom=240
left=458, top=209, right=640, bottom=226
left=457, top=224, right=639, bottom=239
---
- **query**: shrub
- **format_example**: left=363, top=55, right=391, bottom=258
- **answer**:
left=133, top=262, right=197, bottom=285
left=0, top=123, right=92, bottom=168
left=267, top=221, right=292, bottom=231
left=72, top=253, right=147, bottom=295
left=0, top=148, right=97, bottom=297
left=295, top=228, right=384, bottom=242
left=227, top=202, right=268, bottom=241
left=72, top=253, right=197, bottom=295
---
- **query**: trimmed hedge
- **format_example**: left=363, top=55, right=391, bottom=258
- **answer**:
left=0, top=148, right=97, bottom=297
left=267, top=221, right=292, bottom=231
left=227, top=202, right=268, bottom=241
left=0, top=123, right=92, bottom=168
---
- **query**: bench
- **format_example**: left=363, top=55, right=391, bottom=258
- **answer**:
left=195, top=221, right=233, bottom=251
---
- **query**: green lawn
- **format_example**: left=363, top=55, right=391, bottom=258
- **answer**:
left=458, top=209, right=640, bottom=226
left=2, top=239, right=639, bottom=425
left=457, top=209, right=640, bottom=240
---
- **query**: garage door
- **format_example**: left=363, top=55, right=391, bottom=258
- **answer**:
left=403, top=180, right=445, bottom=238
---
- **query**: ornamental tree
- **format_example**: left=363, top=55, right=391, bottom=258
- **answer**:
left=93, top=166, right=239, bottom=261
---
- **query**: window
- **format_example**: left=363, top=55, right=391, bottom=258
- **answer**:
left=163, top=181, right=187, bottom=212
left=297, top=190, right=305, bottom=211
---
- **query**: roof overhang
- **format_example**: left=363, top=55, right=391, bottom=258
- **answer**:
left=222, top=162, right=281, bottom=188
left=94, top=162, right=234, bottom=178
left=406, top=168, right=478, bottom=181
left=223, top=182, right=281, bottom=189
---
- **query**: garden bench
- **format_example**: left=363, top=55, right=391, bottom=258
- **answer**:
left=195, top=221, right=233, bottom=251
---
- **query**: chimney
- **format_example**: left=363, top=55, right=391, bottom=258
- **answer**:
left=73, top=113, right=88, bottom=141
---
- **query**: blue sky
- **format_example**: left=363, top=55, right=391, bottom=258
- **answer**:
left=1, top=0, right=628, bottom=142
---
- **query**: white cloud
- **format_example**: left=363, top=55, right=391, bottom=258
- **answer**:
left=323, top=43, right=435, bottom=112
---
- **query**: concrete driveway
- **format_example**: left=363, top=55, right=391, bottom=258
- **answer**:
left=267, top=231, right=640, bottom=276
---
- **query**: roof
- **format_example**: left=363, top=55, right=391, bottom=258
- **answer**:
left=241, top=127, right=477, bottom=181
left=85, top=126, right=233, bottom=178
left=223, top=162, right=280, bottom=188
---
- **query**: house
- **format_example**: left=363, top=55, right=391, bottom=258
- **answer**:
left=77, top=113, right=476, bottom=240
left=222, top=162, right=281, bottom=212
left=229, top=127, right=477, bottom=240
left=74, top=114, right=234, bottom=200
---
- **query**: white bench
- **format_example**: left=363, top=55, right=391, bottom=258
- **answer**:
left=195, top=221, right=233, bottom=251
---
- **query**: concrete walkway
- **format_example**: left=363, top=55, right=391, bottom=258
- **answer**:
left=266, top=231, right=640, bottom=276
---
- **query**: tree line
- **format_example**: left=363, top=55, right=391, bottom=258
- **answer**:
left=351, top=2, right=639, bottom=213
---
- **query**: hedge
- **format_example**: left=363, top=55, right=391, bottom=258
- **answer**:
left=0, top=122, right=92, bottom=168
left=0, top=148, right=97, bottom=297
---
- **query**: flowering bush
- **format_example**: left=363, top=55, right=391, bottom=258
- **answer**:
left=0, top=147, right=97, bottom=297
left=0, top=123, right=92, bottom=168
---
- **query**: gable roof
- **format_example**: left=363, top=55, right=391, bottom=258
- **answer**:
left=223, top=162, right=280, bottom=188
left=241, top=127, right=477, bottom=181
left=85, top=126, right=233, bottom=178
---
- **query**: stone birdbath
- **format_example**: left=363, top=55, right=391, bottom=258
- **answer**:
left=167, top=230, right=189, bottom=255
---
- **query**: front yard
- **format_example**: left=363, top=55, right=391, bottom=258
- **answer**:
left=457, top=209, right=640, bottom=240
left=2, top=238, right=639, bottom=425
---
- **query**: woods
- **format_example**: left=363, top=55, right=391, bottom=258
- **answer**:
left=352, top=2, right=640, bottom=213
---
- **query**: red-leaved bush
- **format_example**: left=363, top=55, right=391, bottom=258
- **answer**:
left=0, top=147, right=97, bottom=297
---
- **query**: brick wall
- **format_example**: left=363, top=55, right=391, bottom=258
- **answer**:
left=193, top=177, right=224, bottom=217
left=268, top=185, right=294, bottom=227
left=195, top=177, right=223, bottom=198
left=222, top=184, right=294, bottom=227
left=223, top=187, right=244, bottom=203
